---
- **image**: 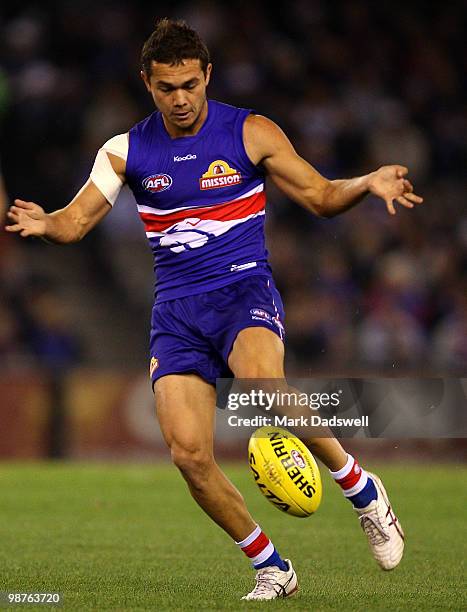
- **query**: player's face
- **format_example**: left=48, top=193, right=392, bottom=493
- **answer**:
left=141, top=59, right=212, bottom=136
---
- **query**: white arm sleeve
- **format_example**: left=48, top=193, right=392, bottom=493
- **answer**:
left=101, top=133, right=129, bottom=160
left=90, top=133, right=129, bottom=206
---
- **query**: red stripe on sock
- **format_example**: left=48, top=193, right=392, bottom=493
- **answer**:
left=241, top=532, right=270, bottom=558
left=336, top=459, right=362, bottom=490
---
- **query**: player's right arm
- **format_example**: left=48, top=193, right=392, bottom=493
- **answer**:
left=5, top=134, right=128, bottom=243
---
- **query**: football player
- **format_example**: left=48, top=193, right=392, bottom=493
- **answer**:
left=7, top=19, right=420, bottom=600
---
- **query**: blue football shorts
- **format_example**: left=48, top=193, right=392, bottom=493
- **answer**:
left=149, top=275, right=285, bottom=388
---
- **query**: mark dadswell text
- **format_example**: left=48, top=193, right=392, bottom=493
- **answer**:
left=227, top=415, right=369, bottom=428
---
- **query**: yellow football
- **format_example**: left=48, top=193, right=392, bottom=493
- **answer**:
left=248, top=426, right=322, bottom=517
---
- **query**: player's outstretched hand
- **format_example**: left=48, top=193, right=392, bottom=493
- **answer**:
left=368, top=166, right=423, bottom=215
left=5, top=199, right=47, bottom=238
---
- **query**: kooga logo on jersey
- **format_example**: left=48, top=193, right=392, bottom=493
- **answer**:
left=174, top=154, right=197, bottom=162
left=142, top=174, right=173, bottom=193
left=199, top=160, right=242, bottom=190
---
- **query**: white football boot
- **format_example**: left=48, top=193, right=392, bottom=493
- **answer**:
left=356, top=472, right=405, bottom=570
left=241, top=559, right=298, bottom=600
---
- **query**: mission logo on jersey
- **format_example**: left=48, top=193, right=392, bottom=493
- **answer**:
left=199, top=160, right=242, bottom=190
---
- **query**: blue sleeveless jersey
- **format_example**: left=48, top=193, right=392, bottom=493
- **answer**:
left=126, top=100, right=271, bottom=303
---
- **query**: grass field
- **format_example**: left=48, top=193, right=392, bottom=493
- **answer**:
left=0, top=462, right=466, bottom=611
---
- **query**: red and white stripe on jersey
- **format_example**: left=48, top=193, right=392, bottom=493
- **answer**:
left=330, top=454, right=368, bottom=497
left=137, top=183, right=265, bottom=238
left=236, top=525, right=274, bottom=566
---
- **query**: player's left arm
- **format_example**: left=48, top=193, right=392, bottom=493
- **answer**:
left=243, top=114, right=423, bottom=217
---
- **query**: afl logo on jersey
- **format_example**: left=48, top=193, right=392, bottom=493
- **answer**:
left=142, top=174, right=173, bottom=193
left=199, top=160, right=242, bottom=190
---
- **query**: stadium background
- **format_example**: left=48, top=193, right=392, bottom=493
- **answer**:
left=0, top=1, right=465, bottom=459
left=0, top=3, right=466, bottom=610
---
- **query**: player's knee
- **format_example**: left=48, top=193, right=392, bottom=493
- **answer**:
left=170, top=443, right=213, bottom=488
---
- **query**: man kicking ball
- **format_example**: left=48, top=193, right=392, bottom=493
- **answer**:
left=6, top=18, right=420, bottom=600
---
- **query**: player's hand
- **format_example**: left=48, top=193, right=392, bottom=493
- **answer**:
left=5, top=199, right=48, bottom=237
left=368, top=165, right=423, bottom=215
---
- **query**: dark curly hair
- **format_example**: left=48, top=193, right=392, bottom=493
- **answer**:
left=141, top=18, right=210, bottom=76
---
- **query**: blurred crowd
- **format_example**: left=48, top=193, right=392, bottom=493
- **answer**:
left=0, top=0, right=466, bottom=377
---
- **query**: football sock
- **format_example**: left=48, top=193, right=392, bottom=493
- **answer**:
left=330, top=453, right=378, bottom=509
left=236, top=524, right=288, bottom=571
